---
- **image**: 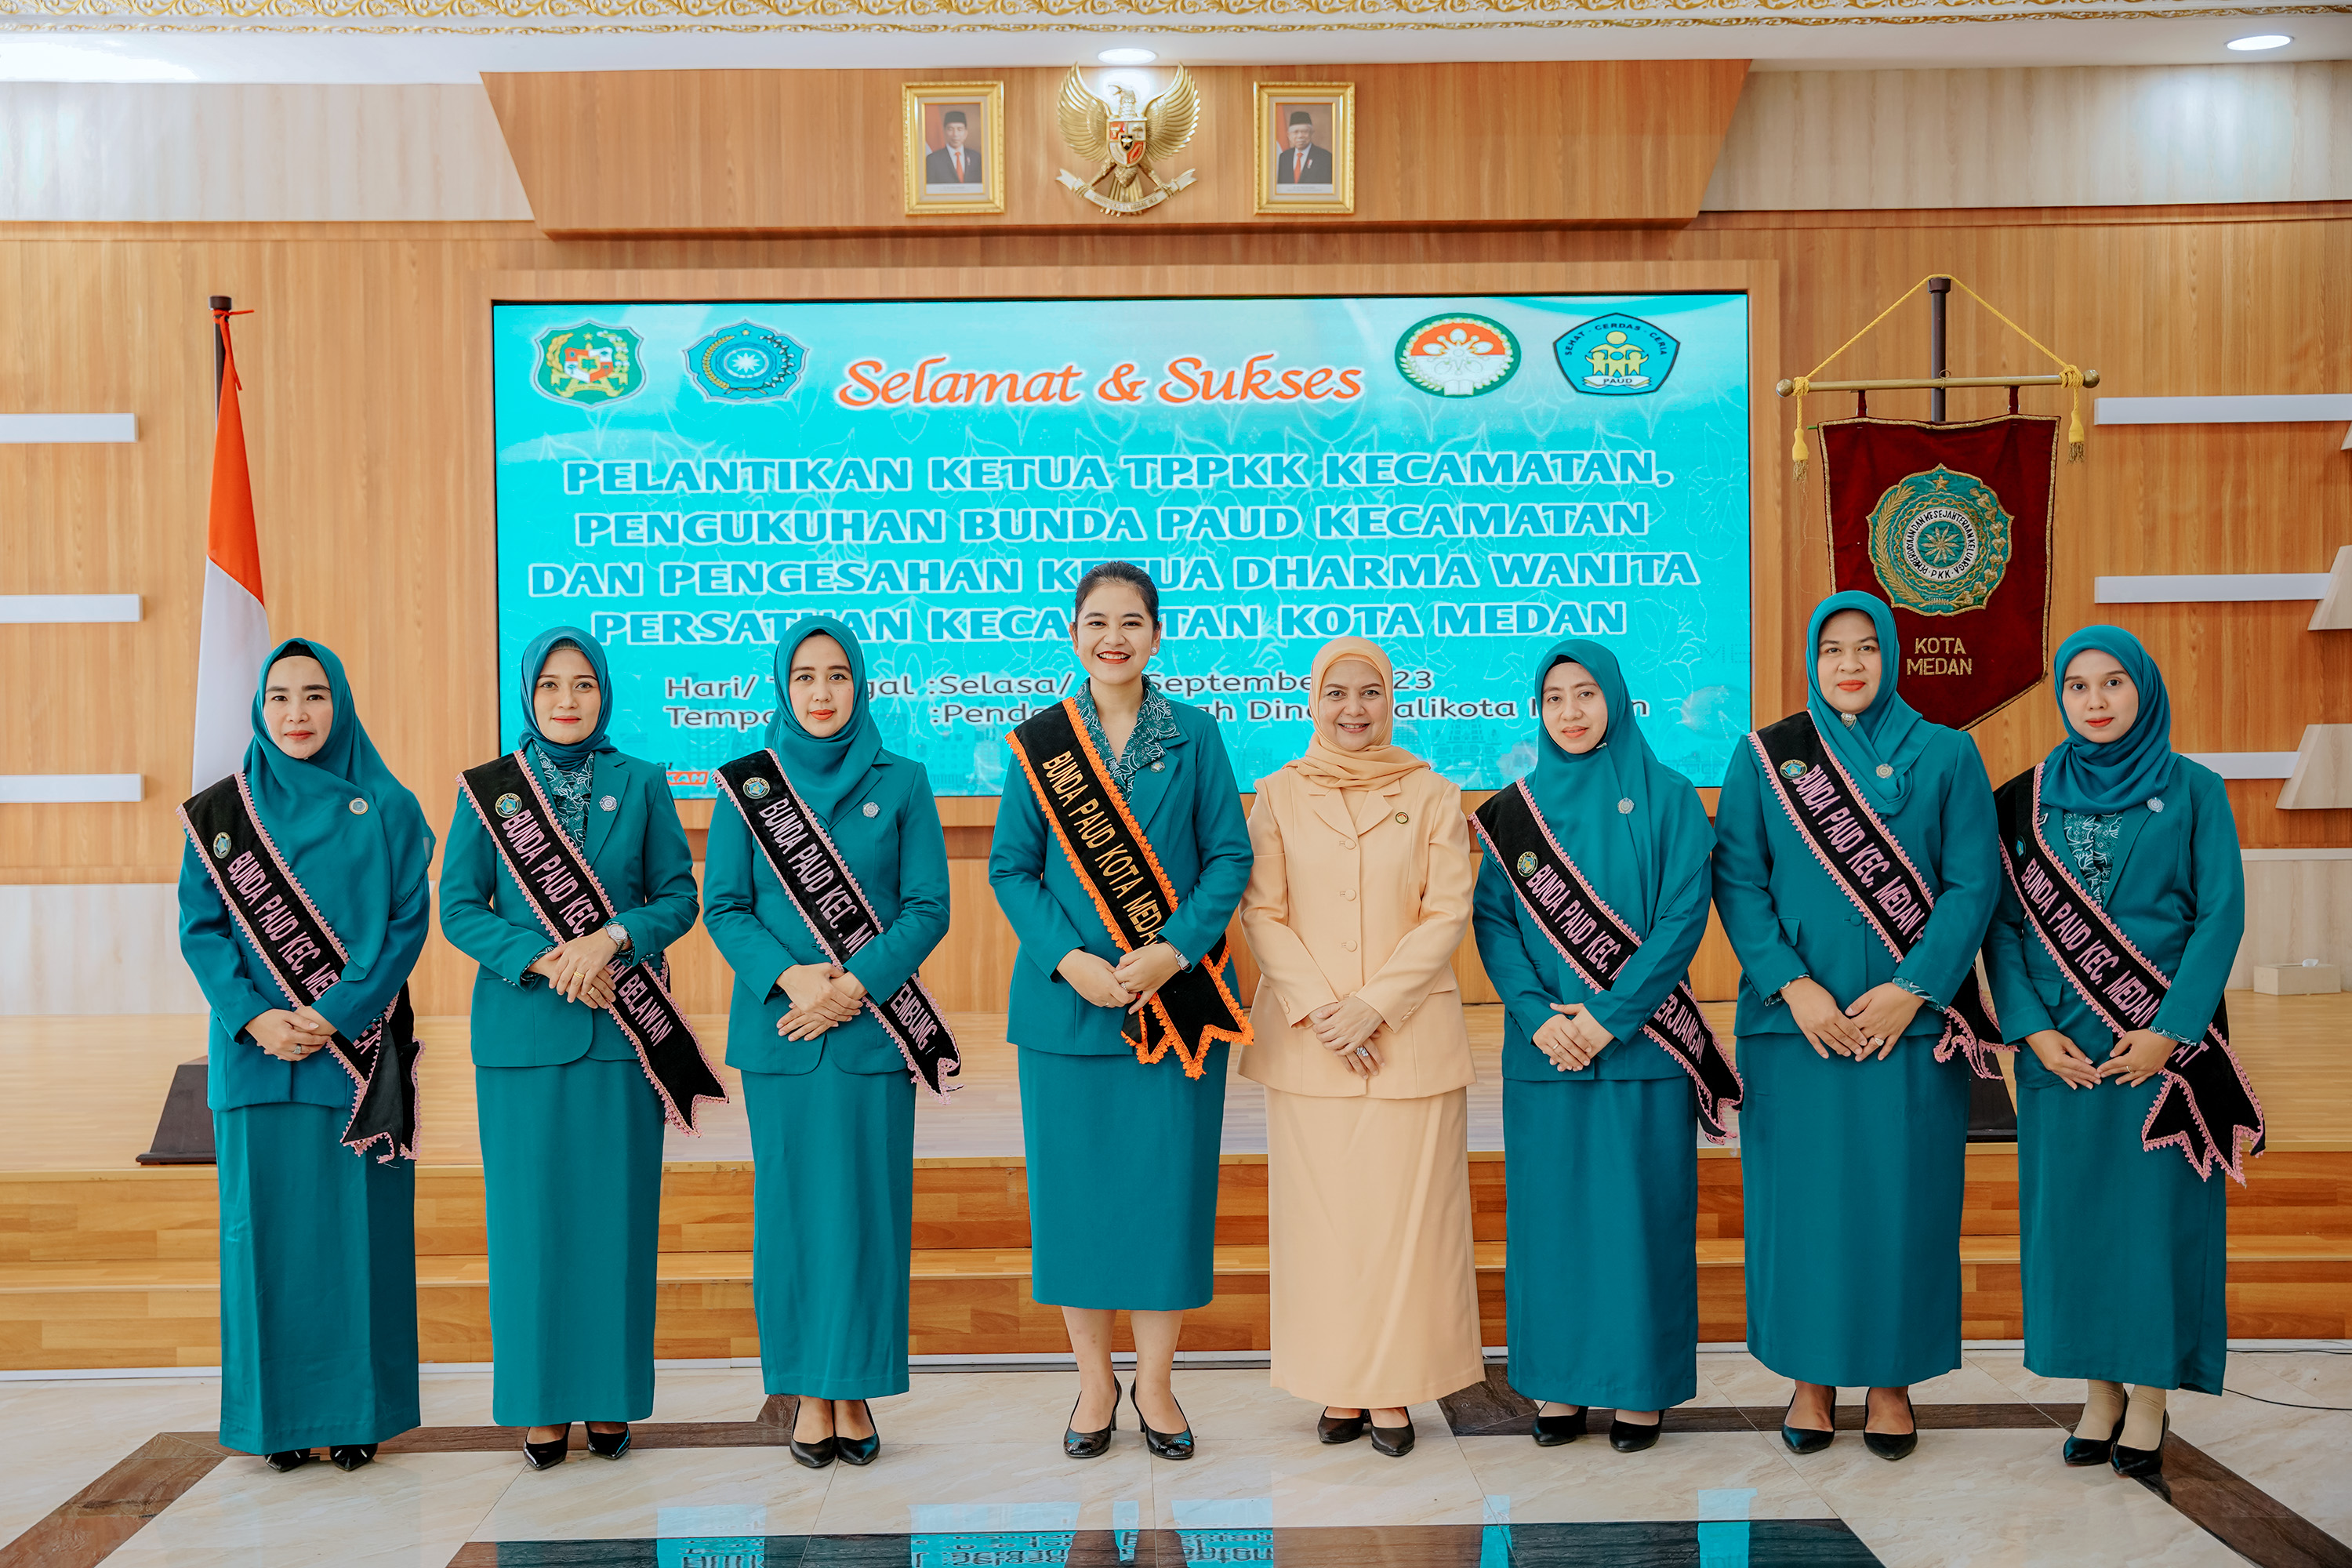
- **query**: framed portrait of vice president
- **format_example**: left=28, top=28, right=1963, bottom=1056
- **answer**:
left=1254, top=82, right=1355, bottom=216
left=904, top=82, right=1005, bottom=215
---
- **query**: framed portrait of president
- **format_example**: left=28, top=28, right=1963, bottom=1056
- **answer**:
left=904, top=82, right=1004, bottom=216
left=1254, top=82, right=1354, bottom=216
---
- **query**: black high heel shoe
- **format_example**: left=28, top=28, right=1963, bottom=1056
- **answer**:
left=263, top=1450, right=314, bottom=1473
left=2111, top=1411, right=2169, bottom=1480
left=1781, top=1391, right=1835, bottom=1455
left=1532, top=1406, right=1586, bottom=1446
left=789, top=1399, right=837, bottom=1471
left=586, top=1424, right=631, bottom=1460
left=835, top=1401, right=880, bottom=1467
left=327, top=1443, right=377, bottom=1472
left=1369, top=1414, right=1414, bottom=1458
left=1131, top=1383, right=1195, bottom=1461
left=1863, top=1388, right=1918, bottom=1462
left=1609, top=1414, right=1662, bottom=1454
left=523, top=1425, right=571, bottom=1471
left=2063, top=1401, right=2124, bottom=1467
left=1064, top=1381, right=1118, bottom=1460
left=1318, top=1409, right=1367, bottom=1445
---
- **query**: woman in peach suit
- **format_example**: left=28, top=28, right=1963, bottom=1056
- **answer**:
left=1239, top=636, right=1484, bottom=1459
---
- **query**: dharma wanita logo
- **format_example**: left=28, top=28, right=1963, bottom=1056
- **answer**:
left=532, top=321, right=646, bottom=405
left=1555, top=314, right=1679, bottom=396
left=1866, top=465, right=2016, bottom=616
left=1394, top=314, right=1520, bottom=398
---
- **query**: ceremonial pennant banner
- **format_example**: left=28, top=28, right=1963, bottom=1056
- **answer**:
left=1820, top=413, right=2056, bottom=731
left=713, top=750, right=961, bottom=1098
left=1472, top=782, right=1743, bottom=1142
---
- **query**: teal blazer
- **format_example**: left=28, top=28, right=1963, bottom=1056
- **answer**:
left=988, top=699, right=1253, bottom=1056
left=177, top=842, right=432, bottom=1112
left=439, top=750, right=701, bottom=1068
left=1984, top=758, right=2243, bottom=1087
left=703, top=750, right=952, bottom=1076
left=1470, top=809, right=1714, bottom=1083
left=1714, top=724, right=2000, bottom=1040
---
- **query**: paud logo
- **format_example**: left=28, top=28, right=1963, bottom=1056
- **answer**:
left=685, top=323, right=805, bottom=404
left=1867, top=465, right=2014, bottom=617
left=1395, top=314, right=1520, bottom=398
left=533, top=322, right=644, bottom=405
left=1555, top=314, right=1678, bottom=397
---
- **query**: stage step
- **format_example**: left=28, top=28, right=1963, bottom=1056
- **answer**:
left=2, top=1152, right=2346, bottom=1370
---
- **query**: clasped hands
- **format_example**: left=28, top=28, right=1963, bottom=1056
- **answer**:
left=529, top=929, right=625, bottom=1007
left=1308, top=993, right=1386, bottom=1078
left=2024, top=1026, right=2175, bottom=1090
left=1531, top=1003, right=1614, bottom=1073
left=246, top=1005, right=336, bottom=1062
left=778, top=962, right=869, bottom=1040
left=1056, top=942, right=1185, bottom=1014
left=1782, top=977, right=1926, bottom=1062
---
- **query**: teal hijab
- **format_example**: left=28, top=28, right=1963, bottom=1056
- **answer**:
left=767, top=615, right=882, bottom=822
left=517, top=625, right=618, bottom=764
left=1530, top=639, right=1710, bottom=929
left=1806, top=590, right=1932, bottom=811
left=2041, top=625, right=2176, bottom=813
left=243, top=637, right=434, bottom=975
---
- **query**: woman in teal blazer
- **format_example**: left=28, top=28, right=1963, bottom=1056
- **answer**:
left=989, top=562, right=1252, bottom=1461
left=1984, top=627, right=2246, bottom=1479
left=176, top=639, right=432, bottom=1472
left=704, top=615, right=951, bottom=1469
left=441, top=626, right=703, bottom=1467
left=1714, top=592, right=1999, bottom=1460
left=1472, top=641, right=1716, bottom=1453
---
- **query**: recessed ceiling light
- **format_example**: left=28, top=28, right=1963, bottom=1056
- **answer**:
left=2226, top=33, right=2291, bottom=49
left=1097, top=47, right=1158, bottom=65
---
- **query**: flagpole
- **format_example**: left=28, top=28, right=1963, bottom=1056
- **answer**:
left=210, top=295, right=230, bottom=405
left=1927, top=276, right=1950, bottom=423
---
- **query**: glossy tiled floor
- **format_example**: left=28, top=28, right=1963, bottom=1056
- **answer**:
left=7, top=1348, right=2350, bottom=1566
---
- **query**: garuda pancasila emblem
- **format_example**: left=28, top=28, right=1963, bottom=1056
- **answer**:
left=1054, top=64, right=1200, bottom=216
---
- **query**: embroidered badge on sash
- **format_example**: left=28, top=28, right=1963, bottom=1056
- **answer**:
left=1004, top=700, right=1251, bottom=1078
left=714, top=750, right=961, bottom=1098
left=1749, top=712, right=2005, bottom=1076
left=178, top=775, right=422, bottom=1163
left=1995, top=765, right=2264, bottom=1182
left=1474, top=782, right=1743, bottom=1142
left=458, top=753, right=726, bottom=1133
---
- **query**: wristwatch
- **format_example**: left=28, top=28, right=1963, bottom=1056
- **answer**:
left=602, top=920, right=633, bottom=953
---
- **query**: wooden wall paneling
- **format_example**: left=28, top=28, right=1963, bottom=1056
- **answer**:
left=481, top=62, right=1750, bottom=237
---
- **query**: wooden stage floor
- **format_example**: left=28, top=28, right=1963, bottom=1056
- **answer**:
left=2, top=995, right=2347, bottom=1173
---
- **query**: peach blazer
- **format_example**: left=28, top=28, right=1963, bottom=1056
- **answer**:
left=1237, top=764, right=1477, bottom=1100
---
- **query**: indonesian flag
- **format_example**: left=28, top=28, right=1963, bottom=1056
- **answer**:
left=191, top=309, right=268, bottom=792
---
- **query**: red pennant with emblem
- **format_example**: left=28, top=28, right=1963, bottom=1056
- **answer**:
left=1820, top=412, right=2057, bottom=731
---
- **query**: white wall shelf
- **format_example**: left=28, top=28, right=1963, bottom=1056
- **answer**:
left=0, top=414, right=136, bottom=444
left=0, top=775, right=143, bottom=804
left=0, top=595, right=141, bottom=624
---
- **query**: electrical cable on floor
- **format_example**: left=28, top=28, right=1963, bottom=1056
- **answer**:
left=2220, top=1348, right=2352, bottom=1410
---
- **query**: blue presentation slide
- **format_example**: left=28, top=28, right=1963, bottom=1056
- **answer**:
left=492, top=292, right=1751, bottom=796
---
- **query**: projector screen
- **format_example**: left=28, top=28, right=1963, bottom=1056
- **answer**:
left=491, top=292, right=1752, bottom=797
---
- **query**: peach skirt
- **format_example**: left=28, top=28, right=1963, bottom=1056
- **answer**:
left=1264, top=1084, right=1486, bottom=1410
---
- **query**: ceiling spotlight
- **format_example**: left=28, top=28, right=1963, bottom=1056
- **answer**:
left=1097, top=47, right=1158, bottom=64
left=2225, top=33, right=2291, bottom=49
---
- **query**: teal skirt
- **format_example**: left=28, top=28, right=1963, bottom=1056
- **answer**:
left=2019, top=1077, right=2227, bottom=1393
left=477, top=1057, right=665, bottom=1427
left=1740, top=1033, right=1970, bottom=1388
left=1504, top=1076, right=1698, bottom=1411
left=215, top=1103, right=419, bottom=1454
left=743, top=1060, right=916, bottom=1399
left=1019, top=1042, right=1229, bottom=1312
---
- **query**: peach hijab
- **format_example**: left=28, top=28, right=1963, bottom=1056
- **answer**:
left=1283, top=636, right=1431, bottom=791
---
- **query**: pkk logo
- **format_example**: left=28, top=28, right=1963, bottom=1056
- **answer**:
left=1394, top=314, right=1520, bottom=398
left=1555, top=314, right=1679, bottom=397
left=685, top=322, right=805, bottom=403
left=533, top=322, right=644, bottom=405
left=1866, top=465, right=2015, bottom=617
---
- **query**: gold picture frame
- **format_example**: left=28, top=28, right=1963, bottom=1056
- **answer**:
left=1254, top=82, right=1355, bottom=216
left=904, top=82, right=1005, bottom=216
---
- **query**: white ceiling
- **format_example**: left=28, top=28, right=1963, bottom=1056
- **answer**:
left=0, top=5, right=2345, bottom=82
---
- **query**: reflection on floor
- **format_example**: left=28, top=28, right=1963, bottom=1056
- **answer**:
left=7, top=1349, right=2350, bottom=1567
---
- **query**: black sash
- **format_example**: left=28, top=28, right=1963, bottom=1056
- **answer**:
left=1472, top=782, right=1743, bottom=1141
left=457, top=752, right=725, bottom=1132
left=1995, top=765, right=2265, bottom=1181
left=1750, top=713, right=2005, bottom=1076
left=713, top=750, right=960, bottom=1097
left=178, top=774, right=420, bottom=1162
left=1004, top=700, right=1251, bottom=1078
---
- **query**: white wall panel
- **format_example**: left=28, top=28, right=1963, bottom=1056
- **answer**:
left=1, top=884, right=207, bottom=1015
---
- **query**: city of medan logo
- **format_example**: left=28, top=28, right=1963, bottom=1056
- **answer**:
left=1515, top=851, right=1538, bottom=877
left=1395, top=314, right=1520, bottom=398
left=1554, top=314, right=1679, bottom=397
left=742, top=777, right=771, bottom=800
left=532, top=322, right=645, bottom=405
left=684, top=322, right=804, bottom=404
left=1866, top=465, right=2015, bottom=616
